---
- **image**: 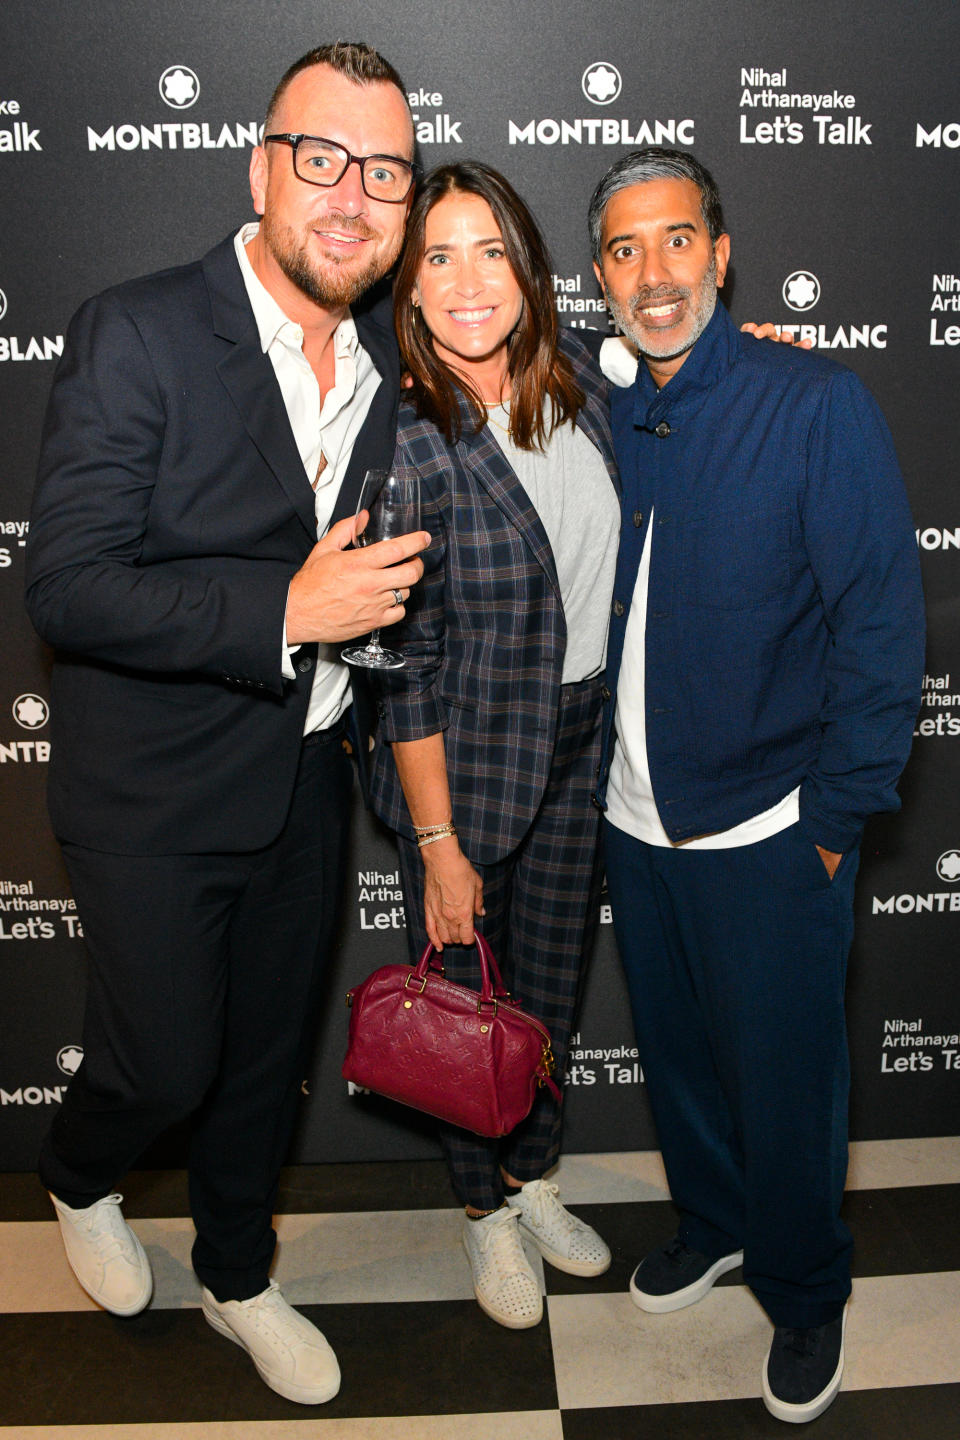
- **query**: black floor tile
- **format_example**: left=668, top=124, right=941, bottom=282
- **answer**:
left=276, top=1157, right=458, bottom=1214
left=561, top=1383, right=960, bottom=1440
left=1, top=1159, right=461, bottom=1222
left=544, top=1200, right=690, bottom=1297
left=844, top=1184, right=960, bottom=1275
left=0, top=1299, right=558, bottom=1424
left=545, top=1183, right=960, bottom=1298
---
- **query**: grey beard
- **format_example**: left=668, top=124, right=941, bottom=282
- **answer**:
left=609, top=256, right=718, bottom=362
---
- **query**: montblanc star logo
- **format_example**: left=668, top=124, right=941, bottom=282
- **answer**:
left=782, top=270, right=821, bottom=312
left=12, top=694, right=49, bottom=730
left=936, top=850, right=960, bottom=883
left=159, top=65, right=200, bottom=110
left=582, top=62, right=622, bottom=106
left=57, top=1046, right=84, bottom=1077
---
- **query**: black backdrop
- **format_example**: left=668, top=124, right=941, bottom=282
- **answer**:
left=2, top=0, right=958, bottom=1170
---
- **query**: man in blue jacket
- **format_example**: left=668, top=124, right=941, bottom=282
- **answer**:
left=589, top=148, right=924, bottom=1424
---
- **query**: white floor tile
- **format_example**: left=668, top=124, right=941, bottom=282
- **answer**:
left=0, top=1416, right=564, bottom=1440
left=845, top=1136, right=960, bottom=1190
left=272, top=1207, right=543, bottom=1306
left=551, top=1150, right=670, bottom=1203
left=549, top=1271, right=960, bottom=1409
left=549, top=1285, right=770, bottom=1409
left=842, top=1271, right=960, bottom=1390
left=551, top=1137, right=960, bottom=1204
left=0, top=1209, right=548, bottom=1312
left=0, top=1220, right=109, bottom=1312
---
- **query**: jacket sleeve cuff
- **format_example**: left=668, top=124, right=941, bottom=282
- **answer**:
left=378, top=687, right=447, bottom=743
left=797, top=782, right=865, bottom=855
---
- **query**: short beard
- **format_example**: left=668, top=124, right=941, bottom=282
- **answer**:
left=608, top=255, right=718, bottom=363
left=261, top=212, right=402, bottom=308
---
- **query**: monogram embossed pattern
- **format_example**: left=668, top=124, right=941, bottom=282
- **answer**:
left=343, top=938, right=559, bottom=1136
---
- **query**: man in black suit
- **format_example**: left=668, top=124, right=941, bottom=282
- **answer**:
left=25, top=42, right=427, bottom=1405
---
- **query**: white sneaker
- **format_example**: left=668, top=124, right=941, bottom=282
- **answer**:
left=507, top=1179, right=611, bottom=1277
left=462, top=1205, right=543, bottom=1329
left=50, top=1191, right=153, bottom=1316
left=201, top=1280, right=341, bottom=1404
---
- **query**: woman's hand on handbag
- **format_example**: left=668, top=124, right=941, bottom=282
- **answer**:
left=421, top=840, right=485, bottom=950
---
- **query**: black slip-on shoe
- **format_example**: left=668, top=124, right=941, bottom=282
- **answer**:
left=762, top=1308, right=846, bottom=1423
left=629, top=1233, right=743, bottom=1313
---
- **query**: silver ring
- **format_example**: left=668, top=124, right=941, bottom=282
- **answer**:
left=391, top=587, right=403, bottom=608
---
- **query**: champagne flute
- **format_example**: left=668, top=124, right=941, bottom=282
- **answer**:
left=341, top=468, right=421, bottom=669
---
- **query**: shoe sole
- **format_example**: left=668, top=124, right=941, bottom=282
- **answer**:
left=761, top=1308, right=846, bottom=1423
left=517, top=1221, right=611, bottom=1277
left=201, top=1299, right=341, bottom=1404
left=473, top=1288, right=543, bottom=1329
left=630, top=1249, right=743, bottom=1313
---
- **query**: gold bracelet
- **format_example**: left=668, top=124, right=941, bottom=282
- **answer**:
left=413, top=819, right=454, bottom=836
left=417, top=825, right=457, bottom=848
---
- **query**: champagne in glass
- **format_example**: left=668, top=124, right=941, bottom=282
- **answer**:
left=341, top=469, right=421, bottom=670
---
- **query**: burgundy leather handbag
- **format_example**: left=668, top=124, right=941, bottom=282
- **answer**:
left=343, top=933, right=561, bottom=1137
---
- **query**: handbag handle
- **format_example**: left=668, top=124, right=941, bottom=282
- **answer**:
left=414, top=932, right=509, bottom=1002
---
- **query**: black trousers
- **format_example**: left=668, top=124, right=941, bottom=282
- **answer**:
left=40, top=726, right=353, bottom=1302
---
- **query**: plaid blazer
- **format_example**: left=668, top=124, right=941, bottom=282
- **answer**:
left=369, top=330, right=619, bottom=865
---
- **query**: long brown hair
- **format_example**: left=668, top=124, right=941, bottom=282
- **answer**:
left=394, top=161, right=584, bottom=450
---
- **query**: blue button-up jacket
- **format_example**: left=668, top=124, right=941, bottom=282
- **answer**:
left=597, top=303, right=925, bottom=854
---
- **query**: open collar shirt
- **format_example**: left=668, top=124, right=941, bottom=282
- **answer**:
left=235, top=222, right=382, bottom=733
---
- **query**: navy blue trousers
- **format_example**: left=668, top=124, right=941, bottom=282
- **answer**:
left=605, top=818, right=858, bottom=1328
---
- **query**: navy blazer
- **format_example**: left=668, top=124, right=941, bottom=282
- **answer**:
left=369, top=330, right=619, bottom=865
left=25, top=233, right=401, bottom=854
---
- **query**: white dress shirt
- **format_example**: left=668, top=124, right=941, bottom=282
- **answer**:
left=234, top=223, right=383, bottom=734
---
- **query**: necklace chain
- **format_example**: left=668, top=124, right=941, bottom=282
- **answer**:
left=484, top=400, right=511, bottom=437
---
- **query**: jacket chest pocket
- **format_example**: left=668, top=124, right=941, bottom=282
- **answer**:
left=678, top=506, right=794, bottom=611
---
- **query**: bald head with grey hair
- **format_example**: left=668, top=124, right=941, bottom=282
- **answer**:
left=587, top=146, right=725, bottom=264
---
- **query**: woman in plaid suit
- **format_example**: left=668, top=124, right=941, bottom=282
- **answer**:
left=370, top=162, right=621, bottom=1329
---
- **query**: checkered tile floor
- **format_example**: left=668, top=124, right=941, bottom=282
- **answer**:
left=1, top=1141, right=958, bottom=1438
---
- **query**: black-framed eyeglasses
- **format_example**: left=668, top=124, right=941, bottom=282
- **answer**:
left=264, top=134, right=418, bottom=203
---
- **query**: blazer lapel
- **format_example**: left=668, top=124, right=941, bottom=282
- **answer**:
left=460, top=424, right=561, bottom=598
left=330, top=292, right=402, bottom=528
left=203, top=237, right=317, bottom=540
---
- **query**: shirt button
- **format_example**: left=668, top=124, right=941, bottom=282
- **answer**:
left=654, top=421, right=671, bottom=438
left=297, top=657, right=314, bottom=673
left=613, top=600, right=625, bottom=617
left=633, top=510, right=644, bottom=527
left=591, top=794, right=604, bottom=811
left=601, top=684, right=611, bottom=701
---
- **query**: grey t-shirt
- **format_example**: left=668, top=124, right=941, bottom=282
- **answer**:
left=487, top=407, right=620, bottom=684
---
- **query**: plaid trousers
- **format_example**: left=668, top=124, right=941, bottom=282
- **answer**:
left=395, top=675, right=605, bottom=1210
